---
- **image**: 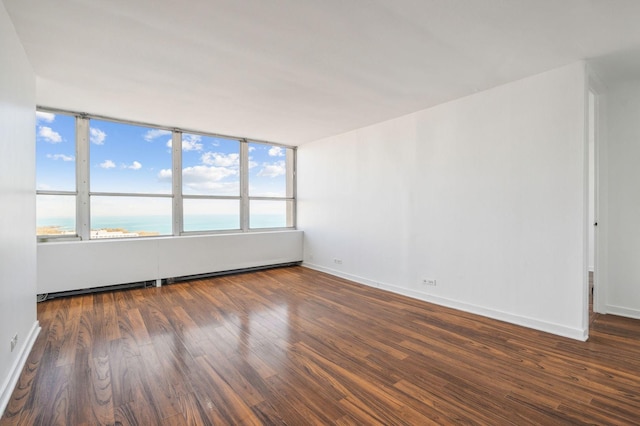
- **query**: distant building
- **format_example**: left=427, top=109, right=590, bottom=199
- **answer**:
left=90, top=229, right=139, bottom=239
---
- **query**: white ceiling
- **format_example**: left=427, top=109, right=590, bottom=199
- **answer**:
left=4, top=0, right=640, bottom=145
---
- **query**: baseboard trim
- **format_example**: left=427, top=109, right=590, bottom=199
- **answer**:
left=606, top=305, right=640, bottom=320
left=0, top=320, right=40, bottom=418
left=302, top=263, right=588, bottom=341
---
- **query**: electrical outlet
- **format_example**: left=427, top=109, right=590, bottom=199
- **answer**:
left=333, top=258, right=343, bottom=265
left=10, top=334, right=18, bottom=352
left=422, top=278, right=437, bottom=286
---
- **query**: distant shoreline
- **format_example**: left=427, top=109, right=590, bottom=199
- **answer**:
left=37, top=225, right=160, bottom=237
left=37, top=225, right=73, bottom=235
left=37, top=214, right=285, bottom=237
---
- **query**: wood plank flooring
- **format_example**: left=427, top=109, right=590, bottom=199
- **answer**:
left=2, top=266, right=640, bottom=425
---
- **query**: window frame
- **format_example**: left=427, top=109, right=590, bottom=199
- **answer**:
left=35, top=110, right=81, bottom=241
left=35, top=108, right=297, bottom=241
left=178, top=131, right=244, bottom=235
left=85, top=117, right=174, bottom=239
left=247, top=141, right=296, bottom=230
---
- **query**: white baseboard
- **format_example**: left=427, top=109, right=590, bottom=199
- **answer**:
left=0, top=321, right=40, bottom=418
left=302, top=263, right=588, bottom=341
left=606, top=304, right=640, bottom=320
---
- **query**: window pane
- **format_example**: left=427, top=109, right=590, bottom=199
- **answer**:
left=36, top=111, right=76, bottom=191
left=90, top=196, right=171, bottom=238
left=250, top=200, right=293, bottom=229
left=90, top=120, right=172, bottom=194
left=182, top=134, right=240, bottom=196
left=183, top=199, right=240, bottom=232
left=248, top=143, right=290, bottom=197
left=36, top=194, right=76, bottom=236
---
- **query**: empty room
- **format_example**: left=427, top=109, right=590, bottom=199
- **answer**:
left=2, top=0, right=640, bottom=424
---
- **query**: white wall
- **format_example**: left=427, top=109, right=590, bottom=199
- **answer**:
left=599, top=80, right=640, bottom=319
left=299, top=62, right=588, bottom=340
left=38, top=231, right=303, bottom=294
left=0, top=2, right=39, bottom=415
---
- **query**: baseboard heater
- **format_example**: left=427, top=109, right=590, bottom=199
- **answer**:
left=167, top=261, right=302, bottom=284
left=37, top=261, right=301, bottom=302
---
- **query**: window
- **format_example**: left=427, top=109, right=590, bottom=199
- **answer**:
left=36, top=194, right=76, bottom=237
left=35, top=111, right=76, bottom=237
left=35, top=109, right=296, bottom=240
left=183, top=199, right=240, bottom=232
left=182, top=134, right=241, bottom=232
left=248, top=142, right=295, bottom=229
left=90, top=196, right=173, bottom=237
left=90, top=120, right=172, bottom=194
left=89, top=119, right=172, bottom=237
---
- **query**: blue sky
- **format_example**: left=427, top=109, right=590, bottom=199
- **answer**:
left=90, top=119, right=173, bottom=194
left=35, top=111, right=75, bottom=191
left=36, top=111, right=290, bottom=218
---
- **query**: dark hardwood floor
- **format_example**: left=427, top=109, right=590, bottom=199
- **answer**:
left=589, top=271, right=597, bottom=326
left=2, top=266, right=640, bottom=425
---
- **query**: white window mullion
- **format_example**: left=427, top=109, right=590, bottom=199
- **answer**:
left=76, top=116, right=90, bottom=240
left=287, top=147, right=296, bottom=228
left=172, top=130, right=183, bottom=236
left=240, top=140, right=249, bottom=231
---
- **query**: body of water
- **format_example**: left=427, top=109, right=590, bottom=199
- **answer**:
left=37, top=214, right=287, bottom=235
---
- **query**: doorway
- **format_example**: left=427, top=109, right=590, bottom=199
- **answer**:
left=587, top=88, right=597, bottom=327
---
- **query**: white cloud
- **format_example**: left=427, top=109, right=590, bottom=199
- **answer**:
left=144, top=129, right=171, bottom=141
left=268, top=146, right=285, bottom=157
left=90, top=196, right=171, bottom=217
left=166, top=134, right=203, bottom=151
left=90, top=127, right=107, bottom=145
left=100, top=160, right=116, bottom=169
left=38, top=126, right=62, bottom=143
left=126, top=161, right=142, bottom=170
left=201, top=152, right=239, bottom=167
left=183, top=165, right=237, bottom=182
left=36, top=111, right=55, bottom=123
left=157, top=165, right=238, bottom=193
left=258, top=191, right=286, bottom=198
left=46, top=153, right=74, bottom=162
left=36, top=193, right=76, bottom=218
left=184, top=181, right=239, bottom=193
left=248, top=146, right=256, bottom=152
left=183, top=134, right=203, bottom=151
left=257, top=161, right=286, bottom=177
left=249, top=160, right=258, bottom=169
left=158, top=169, right=172, bottom=180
